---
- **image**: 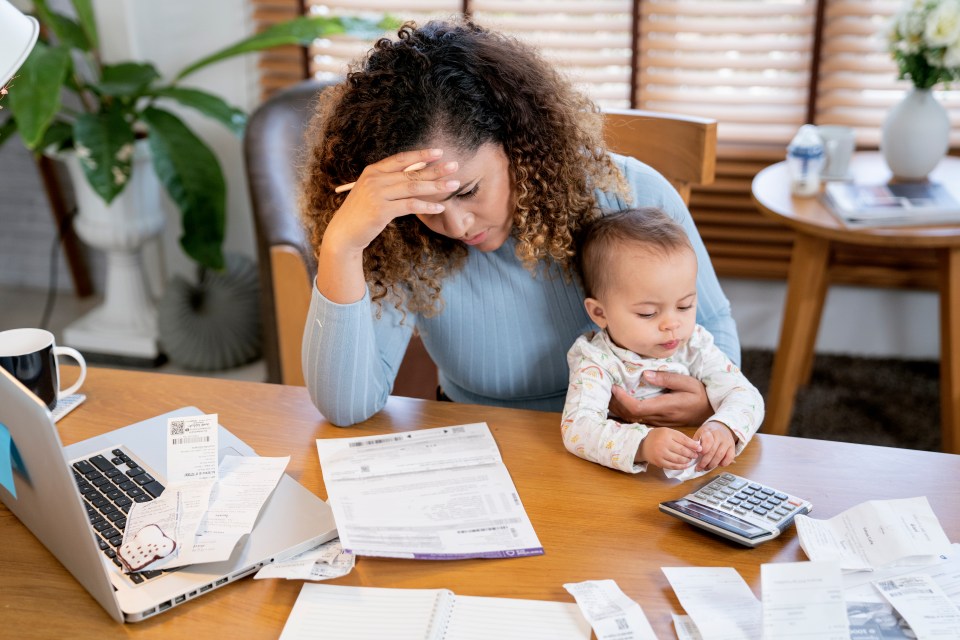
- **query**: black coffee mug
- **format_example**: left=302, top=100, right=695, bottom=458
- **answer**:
left=0, top=328, right=86, bottom=411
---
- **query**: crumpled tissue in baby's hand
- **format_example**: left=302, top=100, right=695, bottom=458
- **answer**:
left=663, top=439, right=708, bottom=481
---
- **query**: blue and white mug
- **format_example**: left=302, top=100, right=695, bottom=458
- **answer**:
left=0, top=328, right=86, bottom=411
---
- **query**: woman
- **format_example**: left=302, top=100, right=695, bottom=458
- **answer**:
left=300, top=18, right=740, bottom=427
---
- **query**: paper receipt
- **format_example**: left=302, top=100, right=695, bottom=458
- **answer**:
left=166, top=414, right=219, bottom=484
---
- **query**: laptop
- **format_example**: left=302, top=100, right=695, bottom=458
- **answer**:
left=0, top=368, right=338, bottom=623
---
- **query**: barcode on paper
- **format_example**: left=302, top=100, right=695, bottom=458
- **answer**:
left=169, top=419, right=185, bottom=436
left=348, top=435, right=406, bottom=447
left=172, top=435, right=211, bottom=446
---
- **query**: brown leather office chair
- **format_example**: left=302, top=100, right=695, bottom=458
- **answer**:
left=244, top=80, right=438, bottom=396
left=244, top=80, right=716, bottom=392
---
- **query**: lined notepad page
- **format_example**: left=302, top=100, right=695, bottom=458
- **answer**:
left=442, top=595, right=592, bottom=640
left=279, top=584, right=442, bottom=640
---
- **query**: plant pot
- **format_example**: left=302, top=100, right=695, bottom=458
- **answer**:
left=62, top=140, right=166, bottom=362
left=880, top=88, right=950, bottom=181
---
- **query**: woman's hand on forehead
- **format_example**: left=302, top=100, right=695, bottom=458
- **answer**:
left=325, top=148, right=462, bottom=252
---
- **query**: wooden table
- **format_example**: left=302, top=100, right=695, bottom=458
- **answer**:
left=752, top=152, right=960, bottom=453
left=3, top=367, right=960, bottom=638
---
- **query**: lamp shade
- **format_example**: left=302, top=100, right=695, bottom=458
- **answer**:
left=0, top=0, right=39, bottom=87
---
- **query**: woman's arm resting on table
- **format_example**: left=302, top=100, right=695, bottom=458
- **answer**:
left=302, top=284, right=413, bottom=426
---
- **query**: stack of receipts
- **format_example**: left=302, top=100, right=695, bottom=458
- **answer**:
left=795, top=496, right=952, bottom=571
left=117, top=414, right=288, bottom=572
left=315, top=423, right=543, bottom=559
left=664, top=563, right=850, bottom=640
left=662, top=497, right=959, bottom=640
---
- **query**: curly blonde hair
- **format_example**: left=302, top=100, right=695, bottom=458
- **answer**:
left=300, top=18, right=627, bottom=316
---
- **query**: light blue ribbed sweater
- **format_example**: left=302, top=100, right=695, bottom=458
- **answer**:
left=303, top=154, right=740, bottom=426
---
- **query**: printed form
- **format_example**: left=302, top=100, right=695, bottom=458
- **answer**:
left=316, top=423, right=543, bottom=559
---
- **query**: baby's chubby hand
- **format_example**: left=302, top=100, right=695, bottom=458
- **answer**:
left=693, top=421, right=736, bottom=471
left=637, top=428, right=701, bottom=470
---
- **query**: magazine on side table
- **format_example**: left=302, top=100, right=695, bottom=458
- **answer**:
left=821, top=181, right=960, bottom=228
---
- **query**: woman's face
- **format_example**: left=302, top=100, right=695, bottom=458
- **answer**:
left=415, top=142, right=514, bottom=252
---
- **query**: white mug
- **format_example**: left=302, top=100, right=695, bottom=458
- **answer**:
left=817, top=125, right=856, bottom=180
left=0, top=328, right=86, bottom=411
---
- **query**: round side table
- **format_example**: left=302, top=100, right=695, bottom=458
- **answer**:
left=751, top=152, right=960, bottom=453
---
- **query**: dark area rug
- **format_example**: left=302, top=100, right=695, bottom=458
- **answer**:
left=741, top=349, right=941, bottom=452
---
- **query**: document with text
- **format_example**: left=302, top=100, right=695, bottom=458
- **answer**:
left=662, top=566, right=762, bottom=640
left=119, top=454, right=288, bottom=571
left=761, top=561, right=849, bottom=640
left=315, top=423, right=543, bottom=559
left=874, top=574, right=960, bottom=638
left=795, top=497, right=952, bottom=571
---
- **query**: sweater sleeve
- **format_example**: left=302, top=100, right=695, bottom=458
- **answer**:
left=605, top=154, right=742, bottom=366
left=561, top=335, right=651, bottom=474
left=686, top=326, right=765, bottom=454
left=302, top=282, right=414, bottom=426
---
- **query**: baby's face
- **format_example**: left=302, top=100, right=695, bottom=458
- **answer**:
left=585, top=246, right=698, bottom=359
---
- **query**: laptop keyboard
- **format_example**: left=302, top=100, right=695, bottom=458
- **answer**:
left=71, top=447, right=169, bottom=585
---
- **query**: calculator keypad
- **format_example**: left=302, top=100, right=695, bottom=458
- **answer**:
left=690, top=473, right=808, bottom=529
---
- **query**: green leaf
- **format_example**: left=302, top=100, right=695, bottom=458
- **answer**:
left=32, top=1, right=90, bottom=51
left=37, top=120, right=74, bottom=153
left=97, top=63, right=161, bottom=97
left=6, top=42, right=71, bottom=150
left=0, top=117, right=17, bottom=150
left=176, top=16, right=358, bottom=81
left=141, top=107, right=226, bottom=270
left=149, top=87, right=247, bottom=136
left=70, top=0, right=99, bottom=50
left=72, top=110, right=136, bottom=204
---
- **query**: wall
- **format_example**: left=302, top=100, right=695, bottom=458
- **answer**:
left=94, top=0, right=259, bottom=282
left=724, top=278, right=939, bottom=360
left=0, top=0, right=258, bottom=294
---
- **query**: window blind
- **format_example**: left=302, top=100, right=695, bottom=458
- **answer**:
left=816, top=0, right=960, bottom=148
left=251, top=0, right=960, bottom=286
left=470, top=0, right=633, bottom=108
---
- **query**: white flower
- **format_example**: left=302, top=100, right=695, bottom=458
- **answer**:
left=888, top=0, right=960, bottom=84
left=112, top=165, right=128, bottom=186
left=924, top=0, right=960, bottom=47
left=115, top=143, right=134, bottom=163
left=945, top=40, right=960, bottom=66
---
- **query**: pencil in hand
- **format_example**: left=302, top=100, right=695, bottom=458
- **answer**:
left=334, top=162, right=429, bottom=194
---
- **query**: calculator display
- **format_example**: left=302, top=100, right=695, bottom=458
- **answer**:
left=659, top=472, right=813, bottom=547
left=661, top=499, right=770, bottom=539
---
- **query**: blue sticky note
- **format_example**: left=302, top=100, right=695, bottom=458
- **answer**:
left=0, top=422, right=17, bottom=498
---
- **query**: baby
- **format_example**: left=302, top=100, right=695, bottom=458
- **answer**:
left=562, top=207, right=764, bottom=477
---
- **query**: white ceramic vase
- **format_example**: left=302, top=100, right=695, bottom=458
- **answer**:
left=880, top=87, right=950, bottom=181
left=62, top=140, right=165, bottom=362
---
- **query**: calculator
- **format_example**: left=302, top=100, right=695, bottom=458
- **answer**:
left=659, top=472, right=812, bottom=547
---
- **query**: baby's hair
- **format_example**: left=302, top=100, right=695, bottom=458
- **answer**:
left=577, top=207, right=694, bottom=299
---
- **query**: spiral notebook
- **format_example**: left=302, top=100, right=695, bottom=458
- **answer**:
left=278, top=584, right=592, bottom=640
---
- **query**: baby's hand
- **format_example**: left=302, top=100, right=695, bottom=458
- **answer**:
left=694, top=421, right=736, bottom=471
left=637, top=428, right=701, bottom=470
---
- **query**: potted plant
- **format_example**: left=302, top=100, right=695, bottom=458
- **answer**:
left=0, top=0, right=386, bottom=270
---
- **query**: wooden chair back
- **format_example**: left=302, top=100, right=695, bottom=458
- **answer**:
left=602, top=108, right=717, bottom=204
